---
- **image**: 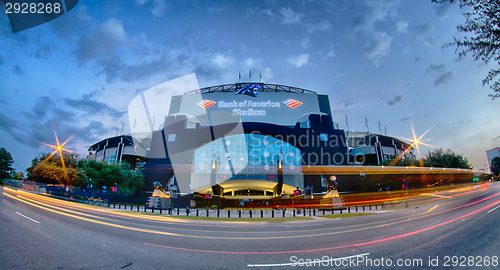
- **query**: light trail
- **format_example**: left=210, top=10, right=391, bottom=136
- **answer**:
left=3, top=187, right=497, bottom=240
left=427, top=204, right=439, bottom=213
left=4, top=186, right=500, bottom=255
left=144, top=197, right=500, bottom=254
left=421, top=193, right=452, bottom=199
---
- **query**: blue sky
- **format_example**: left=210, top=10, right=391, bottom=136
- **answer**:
left=1, top=0, right=499, bottom=172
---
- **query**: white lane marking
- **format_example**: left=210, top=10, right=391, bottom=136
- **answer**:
left=487, top=205, right=500, bottom=213
left=247, top=253, right=370, bottom=267
left=16, top=212, right=40, bottom=224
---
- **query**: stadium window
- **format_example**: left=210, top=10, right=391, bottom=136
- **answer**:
left=320, top=133, right=328, bottom=141
left=185, top=121, right=196, bottom=129
left=300, top=120, right=311, bottom=128
left=168, top=134, right=176, bottom=141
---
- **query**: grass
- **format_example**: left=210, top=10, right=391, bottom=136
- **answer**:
left=320, top=213, right=375, bottom=219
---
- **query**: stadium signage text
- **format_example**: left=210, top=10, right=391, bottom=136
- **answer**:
left=218, top=100, right=280, bottom=117
left=218, top=100, right=281, bottom=108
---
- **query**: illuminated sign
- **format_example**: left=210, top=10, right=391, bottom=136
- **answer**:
left=232, top=108, right=266, bottom=116
left=197, top=100, right=216, bottom=109
left=218, top=100, right=280, bottom=108
left=235, top=84, right=262, bottom=97
left=282, top=99, right=303, bottom=109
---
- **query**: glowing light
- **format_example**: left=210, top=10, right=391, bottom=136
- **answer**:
left=41, top=130, right=74, bottom=184
left=388, top=122, right=434, bottom=166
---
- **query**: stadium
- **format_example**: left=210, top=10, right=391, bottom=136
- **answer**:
left=88, top=79, right=436, bottom=205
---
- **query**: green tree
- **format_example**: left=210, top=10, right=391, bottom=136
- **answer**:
left=433, top=0, right=500, bottom=98
left=27, top=152, right=86, bottom=186
left=490, top=156, right=500, bottom=175
left=76, top=159, right=145, bottom=195
left=0, top=147, right=15, bottom=179
left=423, top=148, right=472, bottom=169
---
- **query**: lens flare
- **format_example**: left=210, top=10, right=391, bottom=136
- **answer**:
left=40, top=130, right=74, bottom=184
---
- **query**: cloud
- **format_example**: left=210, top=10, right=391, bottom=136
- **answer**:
left=151, top=0, right=167, bottom=17
left=33, top=44, right=52, bottom=58
left=260, top=9, right=276, bottom=20
left=365, top=31, right=392, bottom=67
left=212, top=53, right=234, bottom=68
left=396, top=21, right=408, bottom=33
left=434, top=71, right=453, bottom=87
left=74, top=18, right=127, bottom=64
left=280, top=7, right=302, bottom=25
left=415, top=23, right=431, bottom=35
left=401, top=117, right=411, bottom=121
left=351, top=0, right=399, bottom=32
left=0, top=112, right=21, bottom=137
left=387, top=95, right=403, bottom=106
left=300, top=37, right=310, bottom=48
left=13, top=64, right=24, bottom=75
left=351, top=0, right=400, bottom=67
left=1, top=95, right=118, bottom=152
left=426, top=64, right=445, bottom=74
left=64, top=97, right=125, bottom=118
left=306, top=19, right=331, bottom=33
left=434, top=2, right=453, bottom=18
left=287, top=54, right=310, bottom=68
left=52, top=5, right=92, bottom=41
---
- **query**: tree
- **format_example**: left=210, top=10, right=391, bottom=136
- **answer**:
left=490, top=156, right=500, bottom=175
left=76, top=159, right=145, bottom=195
left=0, top=147, right=15, bottom=179
left=433, top=0, right=500, bottom=98
left=422, top=148, right=472, bottom=169
left=27, top=152, right=86, bottom=186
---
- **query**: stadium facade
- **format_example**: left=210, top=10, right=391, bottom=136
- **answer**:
left=88, top=81, right=417, bottom=202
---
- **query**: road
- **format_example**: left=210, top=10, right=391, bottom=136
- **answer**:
left=1, top=183, right=499, bottom=269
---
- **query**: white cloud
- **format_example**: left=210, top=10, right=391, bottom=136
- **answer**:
left=212, top=53, right=234, bottom=67
left=262, top=67, right=274, bottom=80
left=351, top=0, right=401, bottom=66
left=261, top=9, right=275, bottom=18
left=151, top=0, right=167, bottom=17
left=396, top=21, right=408, bottom=33
left=244, top=57, right=260, bottom=69
left=287, top=54, right=310, bottom=68
left=306, top=19, right=331, bottom=33
left=280, top=7, right=302, bottom=25
left=300, top=37, right=310, bottom=48
left=365, top=31, right=392, bottom=67
left=75, top=18, right=127, bottom=64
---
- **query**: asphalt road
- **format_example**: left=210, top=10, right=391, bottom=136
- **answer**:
left=1, top=183, right=499, bottom=269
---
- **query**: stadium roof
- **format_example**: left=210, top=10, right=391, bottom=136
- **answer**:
left=184, top=82, right=317, bottom=95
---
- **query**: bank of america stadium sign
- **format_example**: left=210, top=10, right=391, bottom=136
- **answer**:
left=282, top=99, right=303, bottom=109
left=197, top=100, right=216, bottom=109
left=197, top=98, right=303, bottom=117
